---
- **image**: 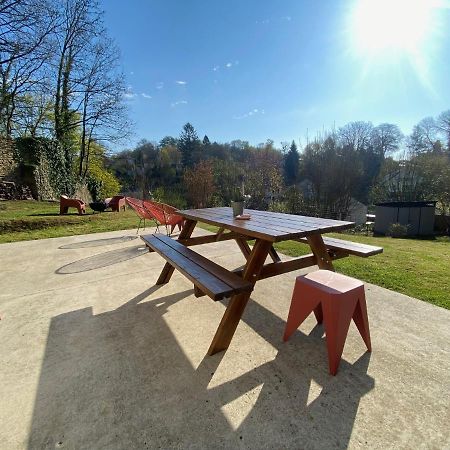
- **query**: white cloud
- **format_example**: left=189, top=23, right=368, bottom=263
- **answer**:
left=171, top=100, right=188, bottom=107
left=212, top=65, right=220, bottom=71
left=233, top=107, right=264, bottom=120
left=225, top=62, right=233, bottom=68
left=141, top=93, right=152, bottom=99
left=156, top=82, right=164, bottom=89
left=130, top=71, right=134, bottom=75
left=176, top=80, right=187, bottom=85
left=282, top=16, right=292, bottom=21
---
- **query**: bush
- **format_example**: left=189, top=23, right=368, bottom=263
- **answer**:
left=87, top=165, right=121, bottom=199
left=388, top=222, right=409, bottom=238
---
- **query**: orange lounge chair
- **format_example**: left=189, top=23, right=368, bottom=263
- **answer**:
left=125, top=197, right=158, bottom=233
left=142, top=200, right=184, bottom=235
left=60, top=195, right=86, bottom=215
left=108, top=195, right=126, bottom=212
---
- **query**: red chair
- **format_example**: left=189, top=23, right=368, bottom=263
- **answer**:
left=125, top=197, right=158, bottom=233
left=108, top=195, right=126, bottom=212
left=143, top=200, right=184, bottom=235
left=284, top=270, right=371, bottom=376
left=59, top=195, right=86, bottom=215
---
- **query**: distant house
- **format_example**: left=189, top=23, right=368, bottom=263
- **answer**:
left=346, top=198, right=368, bottom=225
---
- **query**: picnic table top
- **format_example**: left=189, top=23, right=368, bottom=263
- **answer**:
left=178, top=207, right=354, bottom=242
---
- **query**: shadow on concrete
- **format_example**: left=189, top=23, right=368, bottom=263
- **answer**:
left=27, top=285, right=374, bottom=449
left=55, top=246, right=148, bottom=274
left=59, top=236, right=138, bottom=249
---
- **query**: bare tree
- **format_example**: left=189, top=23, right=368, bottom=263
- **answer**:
left=436, top=110, right=450, bottom=151
left=77, top=37, right=131, bottom=177
left=53, top=0, right=102, bottom=147
left=51, top=0, right=131, bottom=180
left=338, top=121, right=373, bottom=151
left=0, top=0, right=57, bottom=65
left=407, top=117, right=440, bottom=154
left=0, top=0, right=55, bottom=136
left=371, top=123, right=403, bottom=157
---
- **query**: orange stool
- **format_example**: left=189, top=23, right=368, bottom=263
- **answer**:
left=284, top=270, right=371, bottom=375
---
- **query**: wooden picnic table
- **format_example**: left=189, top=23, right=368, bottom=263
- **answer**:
left=142, top=207, right=382, bottom=356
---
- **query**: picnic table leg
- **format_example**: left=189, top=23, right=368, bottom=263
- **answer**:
left=156, top=219, right=197, bottom=285
left=236, top=239, right=280, bottom=263
left=306, top=233, right=335, bottom=271
left=235, top=238, right=251, bottom=260
left=269, top=246, right=281, bottom=262
left=207, top=239, right=273, bottom=355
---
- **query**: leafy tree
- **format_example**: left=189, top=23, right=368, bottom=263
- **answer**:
left=159, top=135, right=177, bottom=148
left=84, top=141, right=120, bottom=199
left=301, top=135, right=363, bottom=218
left=178, top=122, right=200, bottom=167
left=202, top=135, right=210, bottom=146
left=244, top=144, right=283, bottom=210
left=183, top=160, right=215, bottom=208
left=283, top=140, right=300, bottom=185
left=212, top=159, right=244, bottom=205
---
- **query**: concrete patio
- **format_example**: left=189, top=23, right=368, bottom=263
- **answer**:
left=0, top=228, right=449, bottom=449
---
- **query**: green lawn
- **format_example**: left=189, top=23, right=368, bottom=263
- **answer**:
left=0, top=200, right=140, bottom=242
left=1, top=200, right=449, bottom=309
left=274, top=234, right=449, bottom=310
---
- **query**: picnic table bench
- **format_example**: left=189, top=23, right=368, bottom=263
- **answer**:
left=296, top=236, right=382, bottom=257
left=142, top=234, right=253, bottom=301
left=141, top=207, right=383, bottom=355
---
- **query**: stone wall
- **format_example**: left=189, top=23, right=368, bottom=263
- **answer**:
left=0, top=137, right=18, bottom=180
left=0, top=136, right=54, bottom=200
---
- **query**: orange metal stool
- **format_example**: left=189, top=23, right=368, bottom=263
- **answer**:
left=284, top=270, right=371, bottom=375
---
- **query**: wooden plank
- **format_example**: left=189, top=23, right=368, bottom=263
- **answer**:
left=187, top=208, right=332, bottom=233
left=142, top=234, right=253, bottom=300
left=152, top=234, right=253, bottom=293
left=178, top=208, right=354, bottom=241
left=183, top=207, right=353, bottom=230
left=177, top=231, right=247, bottom=247
left=146, top=236, right=235, bottom=299
left=296, top=236, right=383, bottom=257
left=248, top=208, right=353, bottom=228
left=178, top=211, right=323, bottom=242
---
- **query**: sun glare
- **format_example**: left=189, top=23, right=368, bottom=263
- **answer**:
left=351, top=0, right=433, bottom=54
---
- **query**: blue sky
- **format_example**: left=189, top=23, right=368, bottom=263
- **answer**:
left=101, top=0, right=450, bottom=148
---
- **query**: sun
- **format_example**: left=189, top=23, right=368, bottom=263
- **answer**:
left=350, top=0, right=433, bottom=55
